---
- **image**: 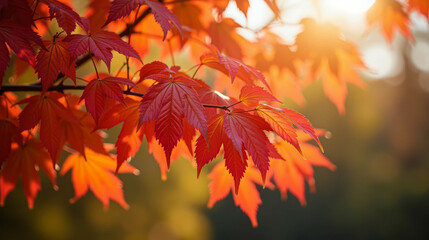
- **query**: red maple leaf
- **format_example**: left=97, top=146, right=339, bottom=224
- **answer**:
left=224, top=111, right=272, bottom=183
left=85, top=0, right=110, bottom=32
left=0, top=93, right=22, bottom=165
left=139, top=66, right=208, bottom=167
left=196, top=111, right=276, bottom=192
left=0, top=119, right=22, bottom=166
left=239, top=85, right=279, bottom=108
left=0, top=137, right=57, bottom=209
left=18, top=92, right=79, bottom=163
left=269, top=130, right=336, bottom=205
left=195, top=114, right=226, bottom=177
left=0, top=0, right=33, bottom=27
left=36, top=37, right=76, bottom=91
left=200, top=46, right=270, bottom=89
left=256, top=104, right=323, bottom=152
left=64, top=30, right=141, bottom=70
left=59, top=94, right=107, bottom=158
left=255, top=104, right=302, bottom=154
left=138, top=61, right=170, bottom=83
left=105, top=0, right=183, bottom=40
left=145, top=0, right=183, bottom=40
left=40, top=0, right=89, bottom=34
left=80, top=76, right=137, bottom=123
left=0, top=19, right=44, bottom=84
left=60, top=147, right=139, bottom=209
left=194, top=79, right=235, bottom=119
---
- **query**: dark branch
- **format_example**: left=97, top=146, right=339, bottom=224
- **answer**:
left=0, top=84, right=143, bottom=97
left=0, top=84, right=86, bottom=92
left=202, top=104, right=231, bottom=112
left=1, top=84, right=230, bottom=110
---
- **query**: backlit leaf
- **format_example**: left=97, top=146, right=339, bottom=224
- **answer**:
left=0, top=137, right=56, bottom=209
left=80, top=77, right=137, bottom=124
left=64, top=30, right=141, bottom=70
left=60, top=148, right=138, bottom=209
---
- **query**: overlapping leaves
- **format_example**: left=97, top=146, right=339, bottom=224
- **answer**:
left=4, top=0, right=422, bottom=228
left=138, top=63, right=208, bottom=166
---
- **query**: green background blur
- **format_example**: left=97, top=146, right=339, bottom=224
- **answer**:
left=2, top=0, right=429, bottom=239
left=2, top=58, right=429, bottom=240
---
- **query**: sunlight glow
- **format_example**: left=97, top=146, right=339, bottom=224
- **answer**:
left=362, top=44, right=404, bottom=80
left=411, top=41, right=429, bottom=72
left=322, top=0, right=375, bottom=15
left=214, top=90, right=231, bottom=100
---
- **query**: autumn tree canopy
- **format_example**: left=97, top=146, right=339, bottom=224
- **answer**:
left=0, top=0, right=426, bottom=227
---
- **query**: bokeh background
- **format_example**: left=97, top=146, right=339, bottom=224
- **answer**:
left=1, top=0, right=429, bottom=239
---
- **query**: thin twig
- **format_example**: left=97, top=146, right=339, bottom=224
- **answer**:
left=168, top=39, right=175, bottom=65
left=227, top=101, right=242, bottom=108
left=88, top=49, right=99, bottom=79
left=192, top=64, right=202, bottom=78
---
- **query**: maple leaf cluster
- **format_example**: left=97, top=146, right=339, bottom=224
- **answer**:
left=0, top=0, right=425, bottom=227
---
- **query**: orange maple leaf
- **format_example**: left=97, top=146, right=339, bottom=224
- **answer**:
left=408, top=0, right=429, bottom=19
left=208, top=162, right=275, bottom=227
left=18, top=92, right=80, bottom=162
left=148, top=138, right=194, bottom=181
left=208, top=19, right=251, bottom=60
left=0, top=137, right=56, bottom=209
left=269, top=130, right=336, bottom=205
left=295, top=18, right=366, bottom=114
left=0, top=92, right=22, bottom=165
left=60, top=148, right=139, bottom=209
left=366, top=0, right=414, bottom=43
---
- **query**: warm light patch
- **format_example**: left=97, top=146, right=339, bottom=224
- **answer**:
left=214, top=90, right=231, bottom=100
left=322, top=0, right=375, bottom=15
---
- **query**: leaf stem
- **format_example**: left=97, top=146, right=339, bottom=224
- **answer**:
left=33, top=15, right=54, bottom=21
left=168, top=39, right=175, bottom=66
left=88, top=50, right=100, bottom=79
left=115, top=62, right=127, bottom=77
left=32, top=0, right=39, bottom=18
left=227, top=101, right=242, bottom=108
left=192, top=64, right=202, bottom=79
left=233, top=109, right=257, bottom=114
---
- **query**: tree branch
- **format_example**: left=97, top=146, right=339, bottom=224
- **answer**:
left=1, top=84, right=231, bottom=110
left=0, top=84, right=143, bottom=97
